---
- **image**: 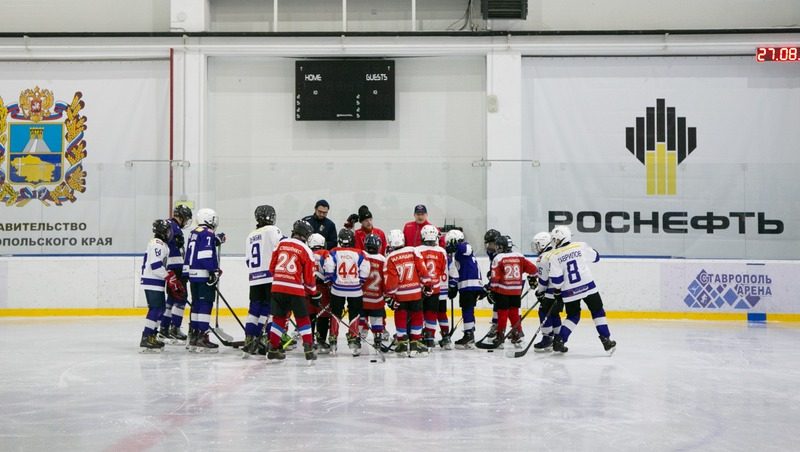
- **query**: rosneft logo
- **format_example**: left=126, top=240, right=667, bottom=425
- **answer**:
left=625, top=99, right=696, bottom=195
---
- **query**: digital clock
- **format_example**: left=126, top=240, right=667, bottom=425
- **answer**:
left=755, top=46, right=800, bottom=62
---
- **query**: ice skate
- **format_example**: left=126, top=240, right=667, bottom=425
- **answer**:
left=599, top=335, right=616, bottom=355
left=317, top=341, right=332, bottom=355
left=192, top=331, right=219, bottom=353
left=186, top=328, right=198, bottom=352
left=438, top=335, right=453, bottom=350
left=454, top=331, right=475, bottom=349
left=410, top=340, right=429, bottom=357
left=490, top=333, right=504, bottom=349
left=256, top=336, right=269, bottom=356
left=157, top=325, right=172, bottom=343
left=329, top=337, right=338, bottom=355
left=303, top=343, right=318, bottom=361
left=139, top=334, right=164, bottom=353
left=241, top=335, right=258, bottom=358
left=486, top=323, right=498, bottom=339
left=348, top=336, right=361, bottom=357
left=509, top=330, right=523, bottom=348
left=168, top=325, right=187, bottom=344
left=267, top=344, right=286, bottom=361
left=533, top=334, right=553, bottom=353
left=394, top=338, right=409, bottom=356
left=552, top=335, right=568, bottom=353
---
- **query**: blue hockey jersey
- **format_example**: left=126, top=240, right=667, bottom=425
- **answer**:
left=447, top=241, right=483, bottom=292
left=166, top=218, right=185, bottom=274
left=184, top=225, right=220, bottom=283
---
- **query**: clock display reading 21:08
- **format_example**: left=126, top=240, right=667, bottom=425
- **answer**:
left=755, top=47, right=800, bottom=62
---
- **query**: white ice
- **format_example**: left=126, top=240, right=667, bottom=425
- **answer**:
left=1, top=317, right=799, bottom=451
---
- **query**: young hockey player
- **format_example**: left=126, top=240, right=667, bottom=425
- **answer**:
left=184, top=208, right=223, bottom=353
left=416, top=225, right=449, bottom=349
left=308, top=233, right=336, bottom=354
left=361, top=233, right=389, bottom=350
left=243, top=205, right=283, bottom=357
left=444, top=229, right=483, bottom=349
left=488, top=235, right=538, bottom=348
left=158, top=205, right=192, bottom=343
left=384, top=229, right=433, bottom=356
left=547, top=226, right=616, bottom=355
left=482, top=228, right=502, bottom=339
left=267, top=220, right=319, bottom=361
left=323, top=228, right=371, bottom=356
left=531, top=231, right=563, bottom=352
left=140, top=220, right=183, bottom=351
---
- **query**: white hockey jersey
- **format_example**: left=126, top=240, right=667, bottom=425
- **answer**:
left=324, top=247, right=370, bottom=297
left=535, top=245, right=555, bottom=300
left=140, top=238, right=169, bottom=292
left=546, top=241, right=600, bottom=303
left=246, top=225, right=282, bottom=286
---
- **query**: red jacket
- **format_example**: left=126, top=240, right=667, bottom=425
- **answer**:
left=402, top=220, right=445, bottom=248
left=354, top=226, right=387, bottom=256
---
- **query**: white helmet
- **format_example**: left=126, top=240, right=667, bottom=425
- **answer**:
left=420, top=225, right=439, bottom=243
left=196, top=208, right=219, bottom=229
left=445, top=229, right=465, bottom=245
left=532, top=231, right=552, bottom=254
left=307, top=233, right=325, bottom=249
left=387, top=229, right=405, bottom=249
left=551, top=225, right=572, bottom=246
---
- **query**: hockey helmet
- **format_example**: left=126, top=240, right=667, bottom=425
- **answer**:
left=387, top=229, right=405, bottom=249
left=255, top=205, right=276, bottom=227
left=308, top=233, right=325, bottom=250
left=495, top=235, right=513, bottom=253
left=484, top=229, right=501, bottom=244
left=338, top=228, right=355, bottom=247
left=196, top=208, right=219, bottom=229
left=551, top=225, right=572, bottom=247
left=364, top=233, right=382, bottom=254
left=152, top=219, right=173, bottom=242
left=172, top=205, right=193, bottom=226
left=292, top=219, right=313, bottom=241
left=420, top=225, right=439, bottom=244
left=445, top=229, right=465, bottom=246
left=532, top=231, right=552, bottom=254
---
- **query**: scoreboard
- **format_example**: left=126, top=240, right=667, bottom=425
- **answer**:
left=295, top=59, right=395, bottom=121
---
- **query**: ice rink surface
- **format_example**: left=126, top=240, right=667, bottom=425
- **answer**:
left=1, top=317, right=799, bottom=452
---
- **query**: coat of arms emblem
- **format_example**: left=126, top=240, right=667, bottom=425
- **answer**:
left=0, top=86, right=87, bottom=206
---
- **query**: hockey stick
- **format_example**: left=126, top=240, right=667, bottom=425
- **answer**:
left=474, top=288, right=530, bottom=346
left=214, top=287, right=247, bottom=332
left=211, top=240, right=235, bottom=344
left=318, top=303, right=386, bottom=362
left=475, top=297, right=541, bottom=349
left=512, top=296, right=559, bottom=358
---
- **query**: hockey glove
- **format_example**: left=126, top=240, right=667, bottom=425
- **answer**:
left=422, top=285, right=434, bottom=297
left=448, top=286, right=458, bottom=300
left=384, top=296, right=398, bottom=311
left=310, top=291, right=322, bottom=308
left=527, top=275, right=538, bottom=289
left=486, top=291, right=495, bottom=305
left=206, top=269, right=223, bottom=286
left=215, top=232, right=226, bottom=245
left=535, top=290, right=546, bottom=302
left=344, top=213, right=359, bottom=229
left=174, top=234, right=184, bottom=249
left=166, top=271, right=187, bottom=300
left=477, top=284, right=489, bottom=300
left=445, top=241, right=457, bottom=254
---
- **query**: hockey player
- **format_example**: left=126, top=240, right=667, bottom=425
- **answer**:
left=546, top=226, right=616, bottom=355
left=445, top=229, right=483, bottom=349
left=488, top=235, right=538, bottom=348
left=384, top=229, right=433, bottom=356
left=361, top=233, right=389, bottom=350
left=140, top=220, right=183, bottom=351
left=323, top=228, right=370, bottom=356
left=417, top=225, right=449, bottom=349
left=482, top=228, right=502, bottom=339
left=267, top=220, right=319, bottom=361
left=353, top=205, right=387, bottom=256
left=184, top=208, right=223, bottom=353
left=308, top=233, right=336, bottom=354
left=531, top=231, right=563, bottom=352
left=243, top=205, right=283, bottom=357
left=158, top=205, right=192, bottom=343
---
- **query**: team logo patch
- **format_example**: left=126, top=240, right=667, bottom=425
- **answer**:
left=0, top=87, right=87, bottom=206
left=684, top=270, right=771, bottom=309
left=625, top=98, right=696, bottom=195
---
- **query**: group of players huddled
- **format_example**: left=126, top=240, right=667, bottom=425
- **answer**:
left=139, top=200, right=616, bottom=360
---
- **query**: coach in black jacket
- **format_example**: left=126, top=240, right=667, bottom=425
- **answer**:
left=302, top=200, right=338, bottom=250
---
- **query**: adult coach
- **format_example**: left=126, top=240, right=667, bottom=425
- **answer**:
left=403, top=204, right=444, bottom=248
left=303, top=199, right=337, bottom=250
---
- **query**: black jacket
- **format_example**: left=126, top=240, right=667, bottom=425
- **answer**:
left=302, top=215, right=337, bottom=250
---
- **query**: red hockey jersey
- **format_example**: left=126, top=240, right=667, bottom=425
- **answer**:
left=416, top=245, right=448, bottom=295
left=489, top=252, right=538, bottom=296
left=383, top=246, right=432, bottom=302
left=362, top=253, right=387, bottom=308
left=269, top=238, right=317, bottom=297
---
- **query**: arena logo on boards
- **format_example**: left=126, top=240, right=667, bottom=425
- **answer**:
left=684, top=269, right=772, bottom=310
left=0, top=87, right=87, bottom=207
left=625, top=98, right=696, bottom=196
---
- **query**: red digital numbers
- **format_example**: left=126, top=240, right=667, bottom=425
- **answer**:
left=755, top=47, right=800, bottom=62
